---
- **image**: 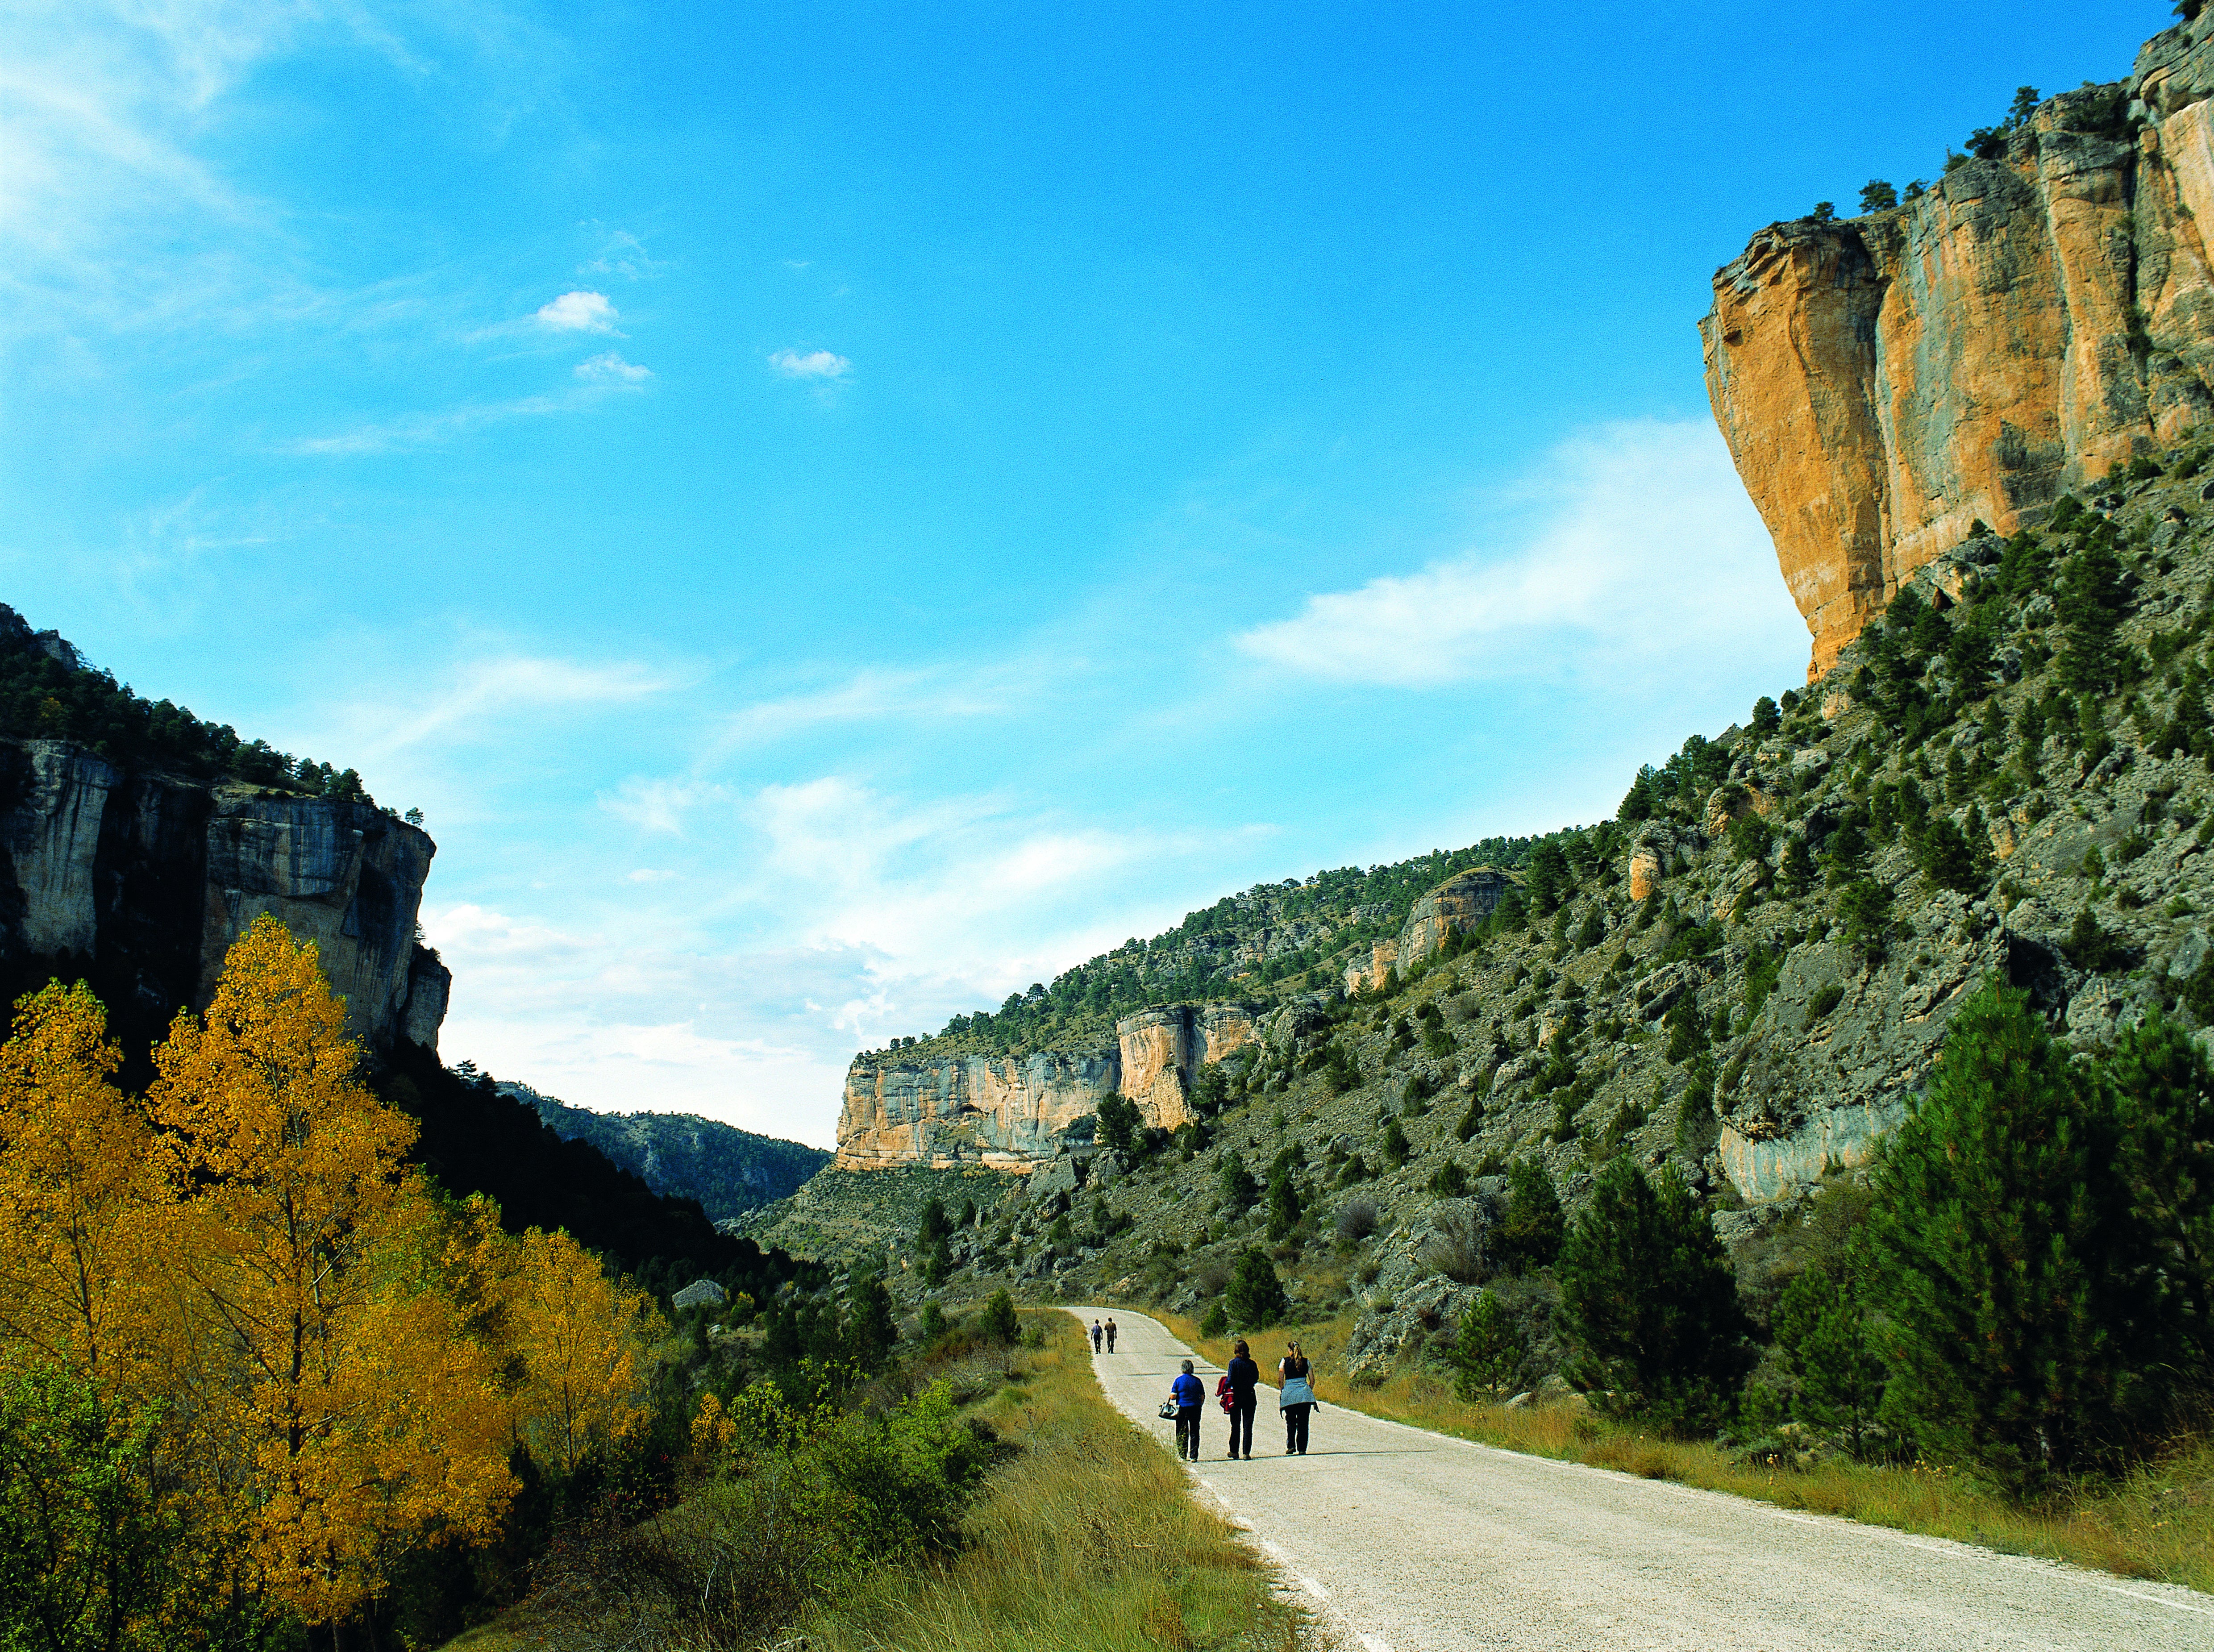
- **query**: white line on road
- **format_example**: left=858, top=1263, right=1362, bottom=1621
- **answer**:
left=1301, top=1577, right=1331, bottom=1601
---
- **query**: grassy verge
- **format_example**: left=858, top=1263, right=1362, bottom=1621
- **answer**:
left=791, top=1312, right=1303, bottom=1652
left=441, top=1312, right=1305, bottom=1652
left=1151, top=1306, right=2214, bottom=1595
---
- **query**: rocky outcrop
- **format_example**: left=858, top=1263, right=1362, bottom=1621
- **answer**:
left=832, top=1002, right=1259, bottom=1171
left=1703, top=14, right=2214, bottom=678
left=0, top=738, right=447, bottom=1056
left=1344, top=868, right=1519, bottom=991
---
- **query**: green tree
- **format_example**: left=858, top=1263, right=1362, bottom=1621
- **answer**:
left=1858, top=179, right=1898, bottom=213
left=1525, top=841, right=1572, bottom=916
left=1919, top=816, right=1980, bottom=894
left=1774, top=1260, right=1887, bottom=1458
left=1445, top=1292, right=1527, bottom=1400
left=978, top=1290, right=1020, bottom=1345
left=1859, top=982, right=2162, bottom=1494
left=1750, top=695, right=1782, bottom=734
left=2056, top=537, right=2130, bottom=694
left=1837, top=877, right=1894, bottom=957
left=1095, top=1092, right=1141, bottom=1156
left=1557, top=1158, right=1753, bottom=1433
left=1265, top=1159, right=1304, bottom=1241
left=1490, top=1157, right=1564, bottom=1272
left=2103, top=1011, right=2214, bottom=1381
left=917, top=1197, right=951, bottom=1247
left=1224, top=1247, right=1288, bottom=1330
left=1218, top=1152, right=1259, bottom=1211
left=0, top=1365, right=178, bottom=1652
left=1380, top=1120, right=1411, bottom=1168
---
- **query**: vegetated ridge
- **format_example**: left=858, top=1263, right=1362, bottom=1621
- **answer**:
left=507, top=1079, right=831, bottom=1224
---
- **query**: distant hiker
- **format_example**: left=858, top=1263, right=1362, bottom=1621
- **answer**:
left=1091, top=1319, right=1103, bottom=1352
left=1279, top=1340, right=1315, bottom=1456
left=1105, top=1317, right=1117, bottom=1352
left=1224, top=1339, right=1261, bottom=1459
left=1172, top=1359, right=1204, bottom=1461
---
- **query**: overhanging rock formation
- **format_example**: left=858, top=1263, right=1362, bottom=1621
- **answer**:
left=1703, top=12, right=2214, bottom=679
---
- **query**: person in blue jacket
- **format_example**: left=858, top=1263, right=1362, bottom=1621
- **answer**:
left=1170, top=1359, right=1204, bottom=1461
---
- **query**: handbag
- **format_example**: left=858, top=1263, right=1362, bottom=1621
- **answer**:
left=1278, top=1376, right=1316, bottom=1407
left=1157, top=1399, right=1178, bottom=1420
left=1215, top=1373, right=1234, bottom=1413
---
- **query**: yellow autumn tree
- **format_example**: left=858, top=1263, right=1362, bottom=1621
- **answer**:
left=446, top=1201, right=660, bottom=1475
left=0, top=981, right=169, bottom=1394
left=148, top=915, right=515, bottom=1626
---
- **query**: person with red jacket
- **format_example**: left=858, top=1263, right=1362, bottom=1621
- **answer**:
left=1222, top=1340, right=1261, bottom=1459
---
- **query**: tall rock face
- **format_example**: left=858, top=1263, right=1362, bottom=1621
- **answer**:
left=0, top=737, right=448, bottom=1057
left=1704, top=14, right=2214, bottom=679
left=832, top=1002, right=1258, bottom=1171
left=1345, top=867, right=1519, bottom=993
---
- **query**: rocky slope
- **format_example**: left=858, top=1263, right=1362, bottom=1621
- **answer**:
left=832, top=862, right=1530, bottom=1171
left=508, top=1082, right=830, bottom=1223
left=1702, top=12, right=2214, bottom=679
left=835, top=448, right=2214, bottom=1391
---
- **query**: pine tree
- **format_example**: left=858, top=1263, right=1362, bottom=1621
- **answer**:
left=1225, top=1247, right=1287, bottom=1330
left=978, top=1290, right=1019, bottom=1345
left=2104, top=1011, right=2214, bottom=1381
left=1557, top=1157, right=1752, bottom=1433
left=1445, top=1291, right=1527, bottom=1400
left=1919, top=816, right=1980, bottom=893
left=1774, top=1259, right=1887, bottom=1458
left=2056, top=536, right=2131, bottom=693
left=1859, top=981, right=2162, bottom=1494
left=1490, top=1157, right=1564, bottom=1272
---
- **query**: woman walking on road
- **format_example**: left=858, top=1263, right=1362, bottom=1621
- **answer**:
left=1279, top=1340, right=1315, bottom=1455
left=1224, top=1339, right=1260, bottom=1459
left=1171, top=1359, right=1204, bottom=1461
left=1091, top=1319, right=1104, bottom=1352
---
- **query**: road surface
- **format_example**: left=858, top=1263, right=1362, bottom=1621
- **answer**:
left=1064, top=1307, right=2211, bottom=1651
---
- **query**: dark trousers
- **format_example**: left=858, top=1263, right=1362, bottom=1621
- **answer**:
left=1227, top=1398, right=1256, bottom=1457
left=1106, top=1332, right=1115, bottom=1351
left=1283, top=1403, right=1311, bottom=1454
left=1175, top=1406, right=1201, bottom=1460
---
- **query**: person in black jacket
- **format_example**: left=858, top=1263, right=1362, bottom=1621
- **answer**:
left=1224, top=1340, right=1260, bottom=1460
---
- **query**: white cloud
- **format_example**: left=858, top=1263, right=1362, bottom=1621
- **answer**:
left=1233, top=420, right=1796, bottom=687
left=579, top=225, right=665, bottom=281
left=767, top=347, right=850, bottom=380
left=574, top=350, right=650, bottom=383
left=536, top=290, right=618, bottom=333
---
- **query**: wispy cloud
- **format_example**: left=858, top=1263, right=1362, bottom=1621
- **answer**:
left=702, top=667, right=1008, bottom=759
left=768, top=347, right=850, bottom=380
left=346, top=653, right=679, bottom=758
left=574, top=350, right=651, bottom=384
left=579, top=225, right=665, bottom=281
left=536, top=290, right=619, bottom=333
left=1234, top=420, right=1792, bottom=687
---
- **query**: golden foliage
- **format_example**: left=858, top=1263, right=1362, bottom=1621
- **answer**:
left=0, top=982, right=165, bottom=1389
left=0, top=915, right=665, bottom=1631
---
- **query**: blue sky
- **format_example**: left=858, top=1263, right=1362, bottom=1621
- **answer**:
left=2, top=0, right=2164, bottom=1144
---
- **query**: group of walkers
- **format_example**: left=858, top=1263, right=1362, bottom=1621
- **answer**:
left=1167, top=1339, right=1316, bottom=1461
left=1089, top=1318, right=1117, bottom=1352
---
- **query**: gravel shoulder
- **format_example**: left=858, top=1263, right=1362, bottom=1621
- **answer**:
left=1065, top=1307, right=2212, bottom=1652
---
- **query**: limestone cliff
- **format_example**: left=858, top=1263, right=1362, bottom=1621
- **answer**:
left=832, top=1003, right=1259, bottom=1171
left=1344, top=867, right=1519, bottom=992
left=1703, top=13, right=2214, bottom=678
left=0, top=737, right=449, bottom=1057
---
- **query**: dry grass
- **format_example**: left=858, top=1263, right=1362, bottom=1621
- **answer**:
left=440, top=1314, right=1307, bottom=1652
left=793, top=1312, right=1306, bottom=1652
left=1153, top=1306, right=2214, bottom=1596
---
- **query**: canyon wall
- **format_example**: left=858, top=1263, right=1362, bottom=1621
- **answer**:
left=0, top=737, right=449, bottom=1056
left=1344, top=866, right=1519, bottom=992
left=1703, top=13, right=2214, bottom=678
left=833, top=1002, right=1258, bottom=1171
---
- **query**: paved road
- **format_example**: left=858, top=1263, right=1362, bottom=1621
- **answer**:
left=1064, top=1307, right=2212, bottom=1652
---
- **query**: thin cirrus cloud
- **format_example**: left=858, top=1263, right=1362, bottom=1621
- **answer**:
left=1233, top=419, right=1799, bottom=688
left=535, top=290, right=619, bottom=333
left=767, top=347, right=850, bottom=380
left=574, top=351, right=651, bottom=384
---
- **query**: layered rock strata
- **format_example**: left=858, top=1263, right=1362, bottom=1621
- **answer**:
left=0, top=738, right=448, bottom=1055
left=1703, top=13, right=2214, bottom=678
left=833, top=1003, right=1258, bottom=1171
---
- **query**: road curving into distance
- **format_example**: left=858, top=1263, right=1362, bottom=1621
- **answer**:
left=1063, top=1306, right=2210, bottom=1652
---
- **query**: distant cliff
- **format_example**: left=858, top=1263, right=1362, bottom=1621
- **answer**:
left=1703, top=13, right=2214, bottom=679
left=834, top=1002, right=1264, bottom=1170
left=506, top=1082, right=831, bottom=1223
